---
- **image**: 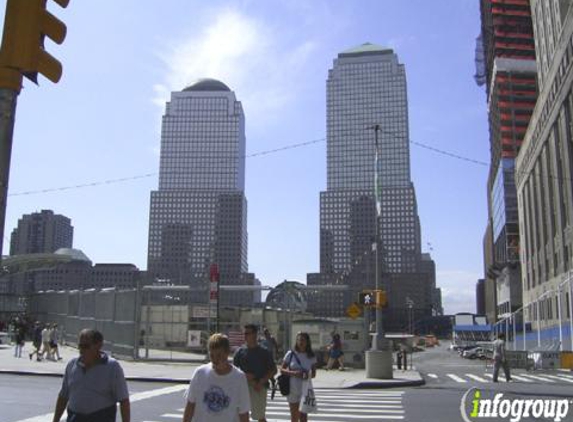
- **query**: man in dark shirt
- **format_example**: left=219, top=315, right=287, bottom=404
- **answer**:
left=233, top=324, right=276, bottom=422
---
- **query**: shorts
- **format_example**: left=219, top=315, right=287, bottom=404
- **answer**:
left=329, top=349, right=343, bottom=359
left=248, top=384, right=268, bottom=419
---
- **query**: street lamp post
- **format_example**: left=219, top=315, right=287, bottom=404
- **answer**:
left=364, top=124, right=393, bottom=379
left=370, top=124, right=386, bottom=350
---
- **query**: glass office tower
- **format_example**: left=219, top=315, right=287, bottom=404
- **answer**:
left=309, top=44, right=426, bottom=322
left=147, top=79, right=256, bottom=305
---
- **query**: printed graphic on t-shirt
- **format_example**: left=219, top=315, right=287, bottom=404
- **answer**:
left=203, top=385, right=230, bottom=413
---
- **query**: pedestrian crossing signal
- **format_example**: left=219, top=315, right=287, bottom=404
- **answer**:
left=358, top=290, right=387, bottom=308
left=359, top=291, right=376, bottom=307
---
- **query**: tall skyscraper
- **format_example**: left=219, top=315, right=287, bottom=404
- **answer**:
left=147, top=79, right=257, bottom=306
left=477, top=0, right=537, bottom=324
left=9, top=209, right=73, bottom=255
left=308, top=44, right=435, bottom=330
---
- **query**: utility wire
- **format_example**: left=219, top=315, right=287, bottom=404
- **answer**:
left=8, top=134, right=490, bottom=197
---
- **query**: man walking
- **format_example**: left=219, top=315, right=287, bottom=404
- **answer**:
left=260, top=328, right=279, bottom=362
left=492, top=333, right=511, bottom=383
left=29, top=321, right=43, bottom=361
left=234, top=324, right=276, bottom=422
left=51, top=328, right=130, bottom=422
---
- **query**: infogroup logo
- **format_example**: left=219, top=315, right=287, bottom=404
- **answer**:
left=460, top=388, right=570, bottom=422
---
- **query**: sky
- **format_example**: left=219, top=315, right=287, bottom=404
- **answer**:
left=0, top=0, right=490, bottom=315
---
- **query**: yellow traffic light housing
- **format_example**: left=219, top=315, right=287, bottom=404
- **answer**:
left=0, top=0, right=69, bottom=86
left=376, top=290, right=387, bottom=308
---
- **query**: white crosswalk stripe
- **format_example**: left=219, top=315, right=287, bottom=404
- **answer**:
left=518, top=374, right=556, bottom=383
left=149, top=389, right=406, bottom=421
left=464, top=373, right=489, bottom=382
left=541, top=374, right=573, bottom=383
left=426, top=371, right=573, bottom=384
left=446, top=373, right=468, bottom=383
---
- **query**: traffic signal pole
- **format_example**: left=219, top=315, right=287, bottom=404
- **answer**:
left=365, top=124, right=393, bottom=379
left=0, top=0, right=69, bottom=263
left=0, top=80, right=18, bottom=262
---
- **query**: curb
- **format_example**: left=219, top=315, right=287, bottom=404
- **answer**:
left=0, top=369, right=425, bottom=389
left=349, top=378, right=426, bottom=389
left=0, top=370, right=63, bottom=378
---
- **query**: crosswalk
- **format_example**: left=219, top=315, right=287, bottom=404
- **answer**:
left=142, top=389, right=406, bottom=422
left=426, top=371, right=573, bottom=384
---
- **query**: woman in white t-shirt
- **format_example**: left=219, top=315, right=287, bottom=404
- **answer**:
left=280, top=332, right=317, bottom=422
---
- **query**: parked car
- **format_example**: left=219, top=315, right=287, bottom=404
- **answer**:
left=462, top=346, right=488, bottom=360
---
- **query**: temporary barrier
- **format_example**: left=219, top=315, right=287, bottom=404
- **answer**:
left=505, top=350, right=529, bottom=369
left=529, top=351, right=561, bottom=369
left=560, top=351, right=573, bottom=369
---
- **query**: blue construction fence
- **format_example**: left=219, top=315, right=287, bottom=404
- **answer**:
left=499, top=323, right=573, bottom=352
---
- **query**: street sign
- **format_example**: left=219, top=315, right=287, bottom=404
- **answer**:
left=346, top=302, right=362, bottom=319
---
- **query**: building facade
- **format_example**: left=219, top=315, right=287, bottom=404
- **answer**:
left=9, top=210, right=73, bottom=256
left=147, top=79, right=257, bottom=306
left=478, top=0, right=537, bottom=323
left=307, top=44, right=436, bottom=330
left=515, top=1, right=573, bottom=343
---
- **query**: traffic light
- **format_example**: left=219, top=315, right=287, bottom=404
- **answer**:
left=358, top=290, right=387, bottom=308
left=376, top=290, right=387, bottom=307
left=0, top=0, right=69, bottom=84
left=359, top=291, right=376, bottom=307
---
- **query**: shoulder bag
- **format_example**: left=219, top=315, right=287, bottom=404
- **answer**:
left=277, top=350, right=302, bottom=396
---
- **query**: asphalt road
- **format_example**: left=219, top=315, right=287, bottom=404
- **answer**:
left=4, top=344, right=573, bottom=422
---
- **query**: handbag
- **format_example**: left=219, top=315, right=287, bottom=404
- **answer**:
left=277, top=350, right=302, bottom=396
left=299, top=379, right=318, bottom=414
left=277, top=372, right=290, bottom=396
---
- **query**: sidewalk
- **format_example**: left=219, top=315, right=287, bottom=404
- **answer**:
left=0, top=342, right=424, bottom=389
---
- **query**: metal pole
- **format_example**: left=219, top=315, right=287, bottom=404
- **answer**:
left=207, top=280, right=211, bottom=337
left=512, top=313, right=517, bottom=351
left=145, top=290, right=150, bottom=359
left=536, top=299, right=541, bottom=348
left=216, top=278, right=220, bottom=333
left=569, top=278, right=573, bottom=351
left=505, top=317, right=509, bottom=345
left=372, top=124, right=385, bottom=351
left=0, top=88, right=18, bottom=263
left=558, top=288, right=564, bottom=351
left=523, top=306, right=526, bottom=351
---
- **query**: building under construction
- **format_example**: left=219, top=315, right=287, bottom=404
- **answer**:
left=477, top=0, right=537, bottom=324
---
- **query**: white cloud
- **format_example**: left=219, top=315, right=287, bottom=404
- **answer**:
left=437, top=269, right=480, bottom=315
left=153, top=8, right=317, bottom=129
